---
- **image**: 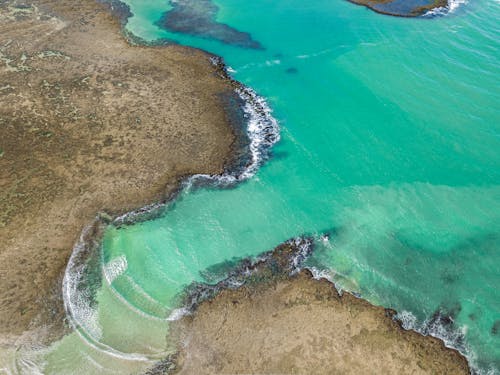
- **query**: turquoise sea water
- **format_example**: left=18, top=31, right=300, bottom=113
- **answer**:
left=9, top=0, right=500, bottom=373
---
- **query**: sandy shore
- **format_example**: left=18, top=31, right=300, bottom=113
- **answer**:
left=170, top=241, right=470, bottom=375
left=0, top=0, right=237, bottom=344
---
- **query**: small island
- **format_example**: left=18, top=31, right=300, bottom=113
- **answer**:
left=348, top=0, right=448, bottom=17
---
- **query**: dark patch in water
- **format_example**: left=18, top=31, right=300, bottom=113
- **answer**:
left=271, top=150, right=291, bottom=160
left=315, top=227, right=342, bottom=240
left=286, top=67, right=299, bottom=74
left=468, top=313, right=476, bottom=321
left=447, top=302, right=462, bottom=320
left=199, top=257, right=244, bottom=283
left=157, top=0, right=263, bottom=49
left=427, top=303, right=462, bottom=331
left=440, top=268, right=460, bottom=284
left=492, top=320, right=500, bottom=336
left=451, top=232, right=499, bottom=254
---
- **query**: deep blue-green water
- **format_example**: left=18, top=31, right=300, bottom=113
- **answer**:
left=9, top=0, right=500, bottom=373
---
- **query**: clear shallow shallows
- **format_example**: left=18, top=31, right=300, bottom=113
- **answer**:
left=15, top=0, right=500, bottom=373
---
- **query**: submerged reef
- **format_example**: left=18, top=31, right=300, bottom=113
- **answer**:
left=348, top=0, right=448, bottom=17
left=157, top=0, right=263, bottom=49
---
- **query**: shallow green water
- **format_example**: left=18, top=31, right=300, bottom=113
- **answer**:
left=12, top=0, right=500, bottom=373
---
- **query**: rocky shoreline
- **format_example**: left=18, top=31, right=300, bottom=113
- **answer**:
left=0, top=0, right=238, bottom=345
left=166, top=239, right=470, bottom=374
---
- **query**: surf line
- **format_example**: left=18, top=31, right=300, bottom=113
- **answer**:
left=61, top=55, right=281, bottom=359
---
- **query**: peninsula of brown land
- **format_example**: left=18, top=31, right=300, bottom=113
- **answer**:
left=170, top=242, right=470, bottom=375
left=0, top=0, right=236, bottom=344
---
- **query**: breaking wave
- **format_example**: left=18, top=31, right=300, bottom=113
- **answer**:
left=423, top=0, right=468, bottom=17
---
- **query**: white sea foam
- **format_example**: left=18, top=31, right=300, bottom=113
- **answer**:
left=307, top=266, right=335, bottom=282
left=307, top=259, right=486, bottom=374
left=306, top=267, right=488, bottom=373
left=265, top=59, right=281, bottom=66
left=306, top=266, right=345, bottom=296
left=396, top=310, right=418, bottom=329
left=14, top=355, right=45, bottom=375
left=183, top=58, right=280, bottom=188
left=62, top=222, right=103, bottom=341
left=99, top=274, right=169, bottom=321
left=103, top=255, right=128, bottom=284
left=296, top=48, right=336, bottom=60
left=63, top=225, right=163, bottom=361
left=423, top=0, right=468, bottom=17
left=394, top=310, right=495, bottom=374
left=289, top=237, right=314, bottom=274
left=167, top=307, right=190, bottom=321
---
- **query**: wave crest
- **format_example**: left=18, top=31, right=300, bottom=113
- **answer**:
left=423, top=0, right=468, bottom=17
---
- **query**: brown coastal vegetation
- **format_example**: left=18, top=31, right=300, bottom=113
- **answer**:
left=0, top=0, right=236, bottom=344
left=1, top=0, right=471, bottom=373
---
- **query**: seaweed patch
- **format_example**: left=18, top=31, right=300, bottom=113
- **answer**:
left=492, top=320, right=500, bottom=336
left=157, top=0, right=263, bottom=49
